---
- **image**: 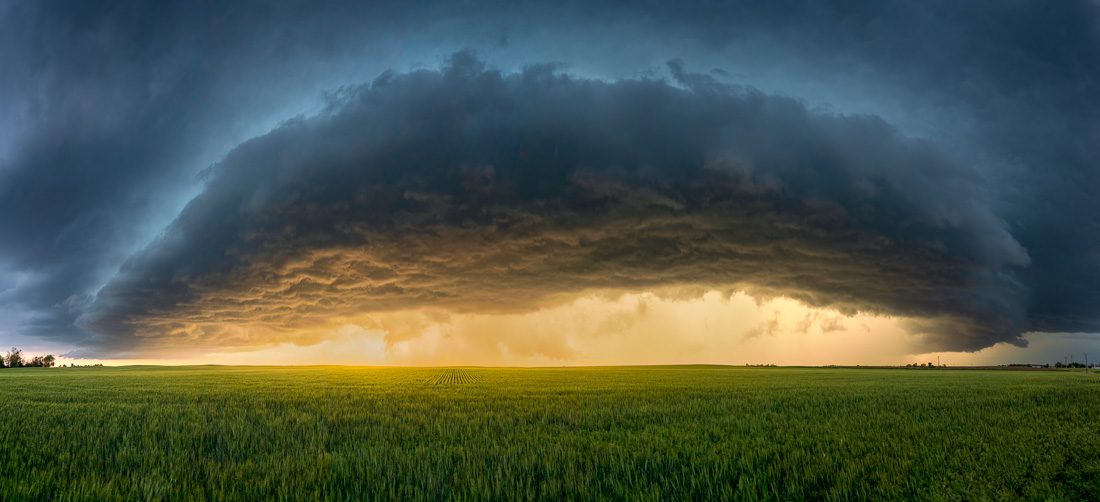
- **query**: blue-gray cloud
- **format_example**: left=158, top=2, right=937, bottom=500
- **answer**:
left=1, top=1, right=1098, bottom=355
left=77, top=55, right=1030, bottom=353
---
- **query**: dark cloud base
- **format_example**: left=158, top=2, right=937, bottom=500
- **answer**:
left=3, top=1, right=1099, bottom=358
left=76, top=54, right=1039, bottom=354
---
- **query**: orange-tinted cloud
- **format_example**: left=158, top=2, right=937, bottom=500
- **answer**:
left=78, top=290, right=927, bottom=366
left=74, top=55, right=1035, bottom=357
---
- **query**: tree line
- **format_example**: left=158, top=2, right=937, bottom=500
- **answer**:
left=1, top=347, right=56, bottom=368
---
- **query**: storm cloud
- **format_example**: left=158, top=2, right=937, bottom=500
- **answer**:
left=2, top=1, right=1099, bottom=357
left=73, top=54, right=1030, bottom=353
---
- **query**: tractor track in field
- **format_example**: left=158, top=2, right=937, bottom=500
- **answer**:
left=427, top=369, right=479, bottom=386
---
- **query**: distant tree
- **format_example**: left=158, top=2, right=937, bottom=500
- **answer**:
left=17, top=354, right=57, bottom=368
left=4, top=347, right=23, bottom=368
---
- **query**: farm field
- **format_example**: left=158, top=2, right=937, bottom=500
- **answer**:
left=1, top=366, right=1098, bottom=500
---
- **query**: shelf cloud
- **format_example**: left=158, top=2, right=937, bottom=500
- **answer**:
left=76, top=54, right=1031, bottom=353
left=2, top=1, right=1099, bottom=360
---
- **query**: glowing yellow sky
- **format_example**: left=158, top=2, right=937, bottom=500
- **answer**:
left=54, top=289, right=1082, bottom=367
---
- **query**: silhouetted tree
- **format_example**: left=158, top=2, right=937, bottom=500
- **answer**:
left=0, top=349, right=57, bottom=368
left=23, top=354, right=57, bottom=367
left=4, top=347, right=23, bottom=368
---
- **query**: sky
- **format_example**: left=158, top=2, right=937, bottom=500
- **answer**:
left=1, top=0, right=1099, bottom=366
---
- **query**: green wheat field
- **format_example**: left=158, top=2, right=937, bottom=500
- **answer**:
left=1, top=366, right=1098, bottom=500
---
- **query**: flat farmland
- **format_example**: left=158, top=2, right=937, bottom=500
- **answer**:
left=1, top=366, right=1098, bottom=500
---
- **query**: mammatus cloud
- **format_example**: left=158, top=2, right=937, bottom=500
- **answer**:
left=74, top=54, right=1037, bottom=355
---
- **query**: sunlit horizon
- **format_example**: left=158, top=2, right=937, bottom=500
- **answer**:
left=18, top=290, right=1091, bottom=369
